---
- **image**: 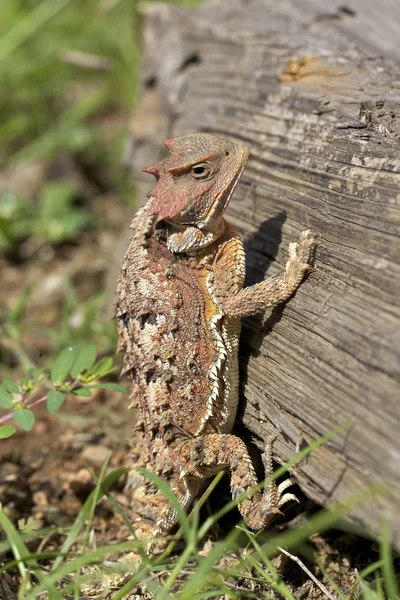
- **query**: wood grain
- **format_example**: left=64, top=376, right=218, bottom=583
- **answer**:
left=128, top=0, right=400, bottom=548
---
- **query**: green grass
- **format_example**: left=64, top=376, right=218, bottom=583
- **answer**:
left=0, top=446, right=398, bottom=599
left=0, top=0, right=140, bottom=163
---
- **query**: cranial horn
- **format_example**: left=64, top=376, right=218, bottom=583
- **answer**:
left=141, top=163, right=160, bottom=176
left=163, top=138, right=174, bottom=150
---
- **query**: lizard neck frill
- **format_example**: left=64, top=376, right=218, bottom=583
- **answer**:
left=165, top=219, right=226, bottom=254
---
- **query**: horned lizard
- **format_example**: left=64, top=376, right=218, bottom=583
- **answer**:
left=116, top=132, right=320, bottom=551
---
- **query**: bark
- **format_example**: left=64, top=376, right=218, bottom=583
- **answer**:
left=127, top=0, right=400, bottom=548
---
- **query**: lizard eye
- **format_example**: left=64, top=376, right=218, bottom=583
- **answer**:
left=190, top=162, right=213, bottom=180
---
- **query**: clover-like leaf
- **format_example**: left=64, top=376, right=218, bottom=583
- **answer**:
left=72, top=387, right=92, bottom=397
left=47, top=390, right=66, bottom=414
left=91, top=357, right=114, bottom=378
left=26, top=367, right=41, bottom=379
left=18, top=516, right=42, bottom=534
left=26, top=368, right=42, bottom=385
left=51, top=347, right=79, bottom=384
left=0, top=425, right=16, bottom=439
left=2, top=380, right=19, bottom=394
left=70, top=344, right=97, bottom=379
left=14, top=409, right=35, bottom=431
left=0, top=386, right=14, bottom=409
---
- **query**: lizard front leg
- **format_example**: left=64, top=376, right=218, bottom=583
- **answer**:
left=179, top=434, right=297, bottom=530
left=220, top=230, right=320, bottom=317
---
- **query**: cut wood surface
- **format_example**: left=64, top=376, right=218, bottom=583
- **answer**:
left=127, top=0, right=400, bottom=548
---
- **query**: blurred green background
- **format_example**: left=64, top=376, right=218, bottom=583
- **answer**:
left=0, top=0, right=198, bottom=376
left=0, top=0, right=142, bottom=165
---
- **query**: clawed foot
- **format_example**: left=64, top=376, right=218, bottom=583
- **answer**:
left=288, top=229, right=322, bottom=266
left=260, top=436, right=299, bottom=518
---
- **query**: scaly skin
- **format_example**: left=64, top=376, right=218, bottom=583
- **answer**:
left=114, top=132, right=320, bottom=561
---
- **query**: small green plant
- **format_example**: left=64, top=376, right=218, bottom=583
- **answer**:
left=0, top=437, right=397, bottom=598
left=1, top=282, right=118, bottom=380
left=0, top=181, right=94, bottom=255
left=0, top=344, right=125, bottom=439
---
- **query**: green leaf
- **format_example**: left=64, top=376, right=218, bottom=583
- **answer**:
left=2, top=380, right=19, bottom=394
left=46, top=390, right=65, bottom=414
left=380, top=520, right=399, bottom=600
left=137, top=468, right=191, bottom=543
left=358, top=581, right=378, bottom=600
left=14, top=409, right=35, bottom=431
left=89, top=382, right=126, bottom=393
left=51, top=346, right=78, bottom=384
left=72, top=387, right=92, bottom=397
left=0, top=503, right=59, bottom=595
left=0, top=386, right=14, bottom=409
left=0, top=425, right=16, bottom=439
left=0, top=505, right=33, bottom=582
left=70, top=344, right=97, bottom=379
left=21, top=368, right=43, bottom=393
left=18, top=516, right=42, bottom=534
left=92, top=356, right=114, bottom=378
left=26, top=368, right=42, bottom=382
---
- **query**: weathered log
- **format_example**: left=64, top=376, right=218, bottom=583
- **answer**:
left=127, top=0, right=400, bottom=548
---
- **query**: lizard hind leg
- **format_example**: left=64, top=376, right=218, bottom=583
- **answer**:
left=181, top=433, right=297, bottom=531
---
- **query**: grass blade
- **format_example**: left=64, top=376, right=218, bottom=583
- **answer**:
left=0, top=504, right=63, bottom=598
left=51, top=467, right=128, bottom=571
left=0, top=0, right=73, bottom=64
left=380, top=520, right=399, bottom=600
left=26, top=541, right=142, bottom=598
left=137, top=468, right=191, bottom=543
left=175, top=531, right=241, bottom=600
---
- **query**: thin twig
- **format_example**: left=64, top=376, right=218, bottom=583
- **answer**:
left=0, top=382, right=79, bottom=425
left=277, top=546, right=338, bottom=600
left=0, top=394, right=46, bottom=425
left=60, top=50, right=114, bottom=71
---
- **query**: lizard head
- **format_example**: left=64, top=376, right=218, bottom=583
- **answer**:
left=142, top=133, right=249, bottom=231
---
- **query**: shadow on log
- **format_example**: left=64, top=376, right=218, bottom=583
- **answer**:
left=127, top=0, right=400, bottom=548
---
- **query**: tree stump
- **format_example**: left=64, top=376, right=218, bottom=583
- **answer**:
left=127, top=0, right=400, bottom=548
